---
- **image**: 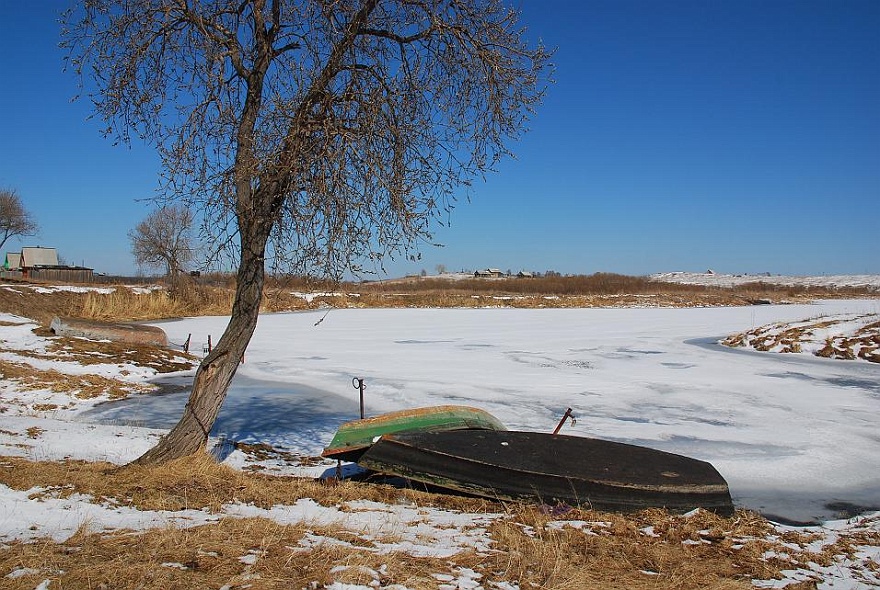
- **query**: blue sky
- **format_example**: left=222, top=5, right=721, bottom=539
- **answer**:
left=1, top=1, right=877, bottom=278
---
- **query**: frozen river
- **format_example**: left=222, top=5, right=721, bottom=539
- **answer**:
left=83, top=300, right=880, bottom=523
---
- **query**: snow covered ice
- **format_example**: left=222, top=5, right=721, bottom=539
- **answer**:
left=76, top=298, right=880, bottom=524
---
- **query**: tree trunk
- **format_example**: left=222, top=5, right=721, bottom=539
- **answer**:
left=132, top=240, right=266, bottom=466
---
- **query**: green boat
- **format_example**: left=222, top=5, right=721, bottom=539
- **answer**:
left=322, top=405, right=507, bottom=462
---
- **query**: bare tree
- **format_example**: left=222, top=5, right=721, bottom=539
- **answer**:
left=129, top=205, right=197, bottom=281
left=0, top=189, right=38, bottom=253
left=63, top=0, right=551, bottom=465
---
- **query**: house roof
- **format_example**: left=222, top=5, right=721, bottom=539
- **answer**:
left=21, top=247, right=59, bottom=267
left=4, top=252, right=21, bottom=270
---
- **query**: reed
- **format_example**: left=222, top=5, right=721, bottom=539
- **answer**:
left=4, top=272, right=876, bottom=326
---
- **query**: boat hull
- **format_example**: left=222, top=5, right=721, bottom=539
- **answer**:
left=321, top=405, right=507, bottom=462
left=358, top=430, right=734, bottom=515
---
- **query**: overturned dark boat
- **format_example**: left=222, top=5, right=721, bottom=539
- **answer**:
left=357, top=429, right=734, bottom=516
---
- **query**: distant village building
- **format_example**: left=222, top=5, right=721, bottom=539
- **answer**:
left=21, top=246, right=59, bottom=267
left=1, top=246, right=94, bottom=283
left=4, top=252, right=21, bottom=271
left=474, top=268, right=504, bottom=278
left=517, top=271, right=534, bottom=278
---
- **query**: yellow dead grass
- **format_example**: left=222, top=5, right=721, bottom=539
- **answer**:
left=0, top=357, right=152, bottom=401
left=3, top=272, right=878, bottom=327
left=1, top=518, right=457, bottom=590
left=723, top=315, right=880, bottom=363
left=3, top=453, right=875, bottom=589
left=0, top=327, right=198, bottom=411
left=79, top=284, right=235, bottom=321
left=37, top=328, right=195, bottom=368
left=0, top=454, right=491, bottom=514
left=816, top=319, right=880, bottom=362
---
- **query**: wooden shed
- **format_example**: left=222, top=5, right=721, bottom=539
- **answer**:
left=21, top=247, right=59, bottom=267
left=4, top=252, right=21, bottom=271
left=0, top=246, right=94, bottom=283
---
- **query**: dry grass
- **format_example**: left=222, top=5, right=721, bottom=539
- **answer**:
left=722, top=321, right=822, bottom=353
left=1, top=518, right=455, bottom=590
left=363, top=272, right=877, bottom=299
left=0, top=358, right=153, bottom=401
left=480, top=509, right=769, bottom=589
left=0, top=329, right=198, bottom=408
left=26, top=328, right=196, bottom=373
left=77, top=282, right=321, bottom=321
left=1, top=453, right=856, bottom=590
left=69, top=279, right=865, bottom=321
left=723, top=316, right=880, bottom=363
left=0, top=454, right=491, bottom=514
left=0, top=283, right=88, bottom=324
left=3, top=272, right=877, bottom=327
left=79, top=283, right=236, bottom=321
left=815, top=319, right=880, bottom=362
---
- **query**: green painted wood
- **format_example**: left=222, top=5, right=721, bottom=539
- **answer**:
left=321, top=405, right=507, bottom=462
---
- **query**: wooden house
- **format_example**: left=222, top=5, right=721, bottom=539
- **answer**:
left=1, top=247, right=94, bottom=283
left=4, top=252, right=21, bottom=271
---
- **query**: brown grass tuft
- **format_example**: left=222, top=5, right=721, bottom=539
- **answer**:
left=0, top=454, right=492, bottom=514
left=724, top=315, right=880, bottom=363
left=78, top=284, right=237, bottom=321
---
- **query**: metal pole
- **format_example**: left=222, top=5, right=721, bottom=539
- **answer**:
left=352, top=377, right=366, bottom=419
left=552, top=407, right=575, bottom=435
